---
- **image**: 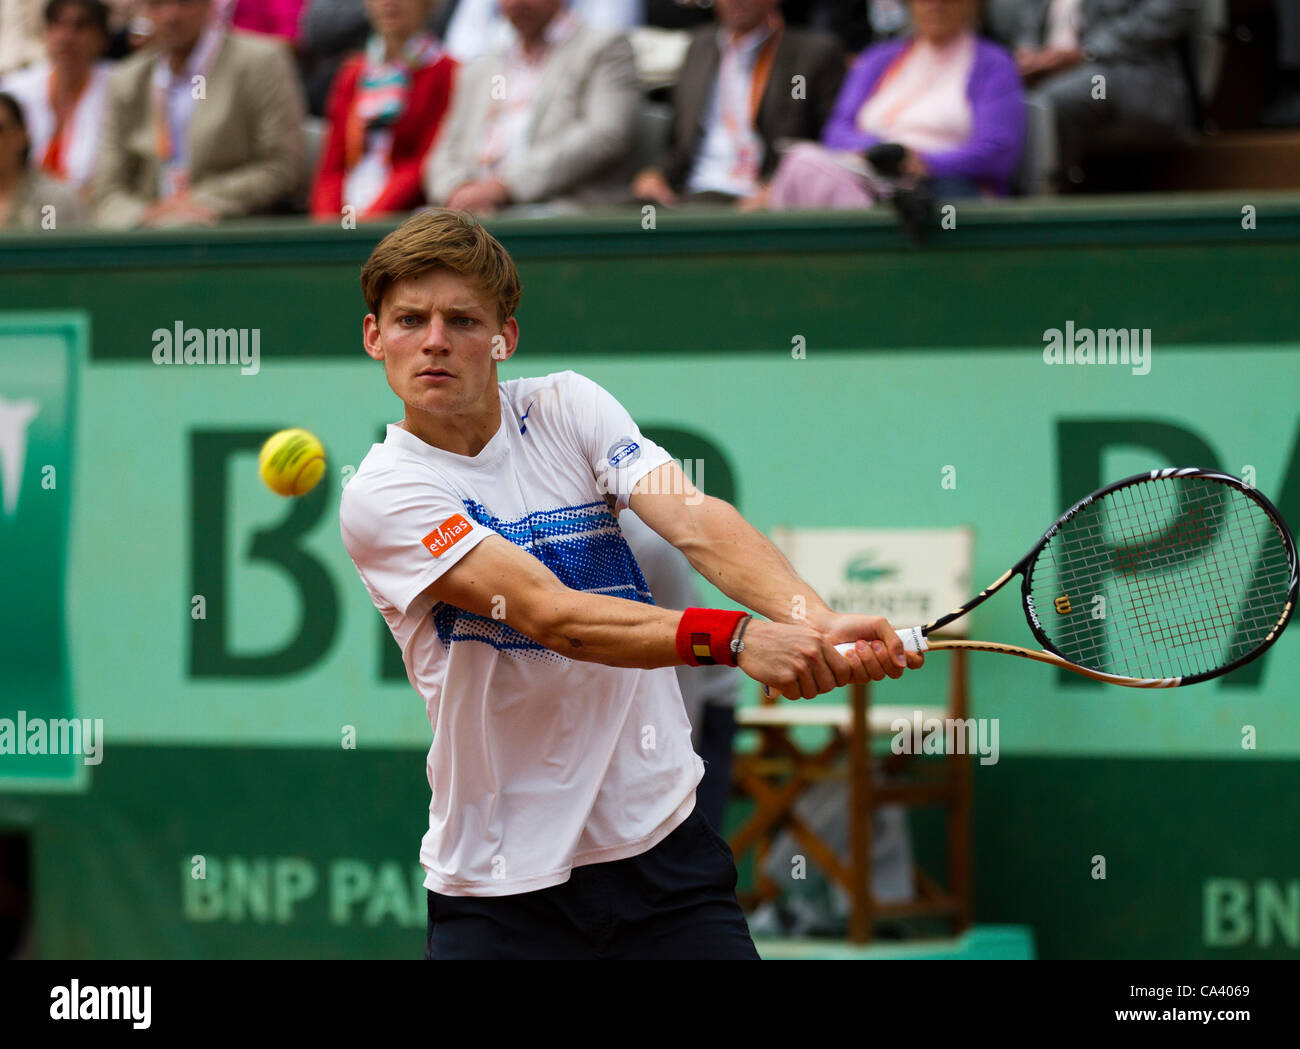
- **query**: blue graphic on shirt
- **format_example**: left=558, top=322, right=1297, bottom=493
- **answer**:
left=519, top=400, right=536, bottom=435
left=432, top=499, right=654, bottom=657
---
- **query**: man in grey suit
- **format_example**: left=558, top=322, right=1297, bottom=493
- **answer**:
left=631, top=0, right=844, bottom=209
left=422, top=0, right=639, bottom=214
left=91, top=0, right=305, bottom=228
left=1015, top=0, right=1198, bottom=188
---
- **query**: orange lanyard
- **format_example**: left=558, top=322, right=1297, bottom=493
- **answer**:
left=42, top=70, right=89, bottom=178
left=720, top=19, right=782, bottom=134
left=152, top=27, right=225, bottom=166
left=869, top=42, right=919, bottom=129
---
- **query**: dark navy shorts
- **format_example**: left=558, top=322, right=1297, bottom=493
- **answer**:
left=423, top=803, right=761, bottom=960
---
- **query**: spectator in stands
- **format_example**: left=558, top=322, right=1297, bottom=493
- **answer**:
left=1, top=0, right=112, bottom=194
left=1014, top=0, right=1196, bottom=188
left=0, top=91, right=84, bottom=228
left=1, top=0, right=47, bottom=77
left=618, top=509, right=742, bottom=835
left=764, top=0, right=1024, bottom=208
left=630, top=0, right=845, bottom=209
left=424, top=0, right=639, bottom=214
left=91, top=0, right=306, bottom=227
left=300, top=0, right=439, bottom=116
left=310, top=0, right=455, bottom=219
left=436, top=0, right=640, bottom=63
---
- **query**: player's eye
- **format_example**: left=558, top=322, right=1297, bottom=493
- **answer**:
left=452, top=316, right=475, bottom=328
left=397, top=315, right=422, bottom=327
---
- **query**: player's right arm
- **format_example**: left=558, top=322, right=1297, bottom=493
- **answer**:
left=415, top=532, right=681, bottom=667
left=341, top=466, right=702, bottom=670
left=412, top=533, right=871, bottom=697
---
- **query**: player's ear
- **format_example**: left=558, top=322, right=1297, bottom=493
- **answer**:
left=491, top=316, right=519, bottom=363
left=362, top=314, right=385, bottom=361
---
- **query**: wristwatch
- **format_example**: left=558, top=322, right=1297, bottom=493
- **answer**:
left=729, top=615, right=753, bottom=661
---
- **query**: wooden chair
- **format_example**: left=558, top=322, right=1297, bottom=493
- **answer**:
left=728, top=527, right=975, bottom=943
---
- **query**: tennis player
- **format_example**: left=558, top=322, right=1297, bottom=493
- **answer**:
left=339, top=209, right=924, bottom=960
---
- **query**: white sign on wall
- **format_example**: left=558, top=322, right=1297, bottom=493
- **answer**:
left=770, top=527, right=974, bottom=637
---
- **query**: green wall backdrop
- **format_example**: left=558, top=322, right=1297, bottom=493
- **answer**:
left=1, top=199, right=1298, bottom=957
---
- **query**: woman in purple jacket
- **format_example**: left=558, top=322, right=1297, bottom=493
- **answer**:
left=766, top=0, right=1025, bottom=208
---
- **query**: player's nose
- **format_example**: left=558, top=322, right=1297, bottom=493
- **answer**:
left=420, top=315, right=454, bottom=352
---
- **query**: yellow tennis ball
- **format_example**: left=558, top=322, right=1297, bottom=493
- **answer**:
left=259, top=428, right=326, bottom=497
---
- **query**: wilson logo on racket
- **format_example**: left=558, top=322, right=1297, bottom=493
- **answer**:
left=1054, top=595, right=1072, bottom=614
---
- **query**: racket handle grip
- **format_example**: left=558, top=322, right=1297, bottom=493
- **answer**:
left=833, top=626, right=927, bottom=655
left=762, top=627, right=928, bottom=699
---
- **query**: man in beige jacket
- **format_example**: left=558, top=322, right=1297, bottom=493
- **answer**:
left=91, top=0, right=305, bottom=228
left=422, top=0, right=638, bottom=214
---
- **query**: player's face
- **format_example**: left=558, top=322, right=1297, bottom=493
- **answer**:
left=363, top=269, right=518, bottom=423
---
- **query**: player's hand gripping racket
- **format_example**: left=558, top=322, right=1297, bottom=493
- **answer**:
left=821, top=469, right=1297, bottom=689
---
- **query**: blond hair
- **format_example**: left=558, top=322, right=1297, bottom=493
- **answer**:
left=360, top=209, right=523, bottom=324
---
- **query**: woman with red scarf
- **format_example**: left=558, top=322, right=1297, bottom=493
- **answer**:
left=311, top=0, right=455, bottom=220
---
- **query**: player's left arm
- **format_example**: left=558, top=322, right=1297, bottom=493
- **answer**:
left=627, top=461, right=923, bottom=671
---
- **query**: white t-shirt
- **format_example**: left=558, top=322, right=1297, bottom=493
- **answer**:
left=339, top=369, right=704, bottom=897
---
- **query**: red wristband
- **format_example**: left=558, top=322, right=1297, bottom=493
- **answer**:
left=676, top=608, right=748, bottom=667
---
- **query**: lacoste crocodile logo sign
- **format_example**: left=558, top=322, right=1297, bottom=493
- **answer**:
left=845, top=552, right=899, bottom=584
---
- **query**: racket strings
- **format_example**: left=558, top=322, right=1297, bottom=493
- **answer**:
left=1052, top=486, right=1288, bottom=676
left=1028, top=476, right=1293, bottom=679
left=1123, top=483, right=1287, bottom=660
left=1118, top=484, right=1241, bottom=654
left=1071, top=488, right=1285, bottom=676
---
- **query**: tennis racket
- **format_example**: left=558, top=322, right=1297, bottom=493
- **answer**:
left=830, top=468, right=1297, bottom=688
